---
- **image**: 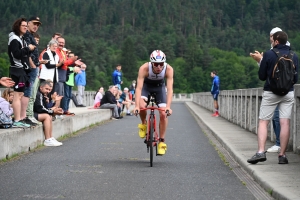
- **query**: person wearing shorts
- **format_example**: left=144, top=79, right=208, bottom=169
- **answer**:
left=8, top=18, right=36, bottom=128
left=211, top=70, right=220, bottom=117
left=247, top=31, right=299, bottom=165
left=134, top=50, right=174, bottom=155
left=34, top=80, right=63, bottom=146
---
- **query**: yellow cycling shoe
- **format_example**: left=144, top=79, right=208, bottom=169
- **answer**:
left=138, top=123, right=147, bottom=138
left=157, top=142, right=167, bottom=155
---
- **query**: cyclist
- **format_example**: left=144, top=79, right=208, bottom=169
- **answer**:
left=134, top=50, right=174, bottom=155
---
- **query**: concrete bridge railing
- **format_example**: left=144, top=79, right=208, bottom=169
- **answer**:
left=192, top=85, right=300, bottom=153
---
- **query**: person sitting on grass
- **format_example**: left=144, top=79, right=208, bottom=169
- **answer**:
left=34, top=80, right=64, bottom=146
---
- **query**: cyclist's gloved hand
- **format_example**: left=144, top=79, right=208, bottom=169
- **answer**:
left=165, top=107, right=172, bottom=116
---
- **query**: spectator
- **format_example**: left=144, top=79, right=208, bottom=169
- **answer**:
left=210, top=70, right=220, bottom=117
left=250, top=27, right=291, bottom=153
left=99, top=85, right=122, bottom=120
left=0, top=88, right=14, bottom=116
left=129, top=80, right=136, bottom=101
left=112, top=64, right=122, bottom=90
left=247, top=31, right=298, bottom=164
left=23, top=17, right=47, bottom=126
left=38, top=32, right=62, bottom=65
left=115, top=89, right=123, bottom=116
left=94, top=87, right=104, bottom=108
left=119, top=87, right=133, bottom=116
left=0, top=77, right=15, bottom=87
left=8, top=18, right=36, bottom=128
left=34, top=80, right=63, bottom=146
left=32, top=32, right=40, bottom=44
left=75, top=64, right=87, bottom=107
left=39, top=40, right=64, bottom=100
left=62, top=52, right=81, bottom=115
left=55, top=36, right=78, bottom=108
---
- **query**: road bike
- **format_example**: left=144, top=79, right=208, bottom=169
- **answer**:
left=138, top=92, right=168, bottom=167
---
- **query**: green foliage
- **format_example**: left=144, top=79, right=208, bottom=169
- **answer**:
left=0, top=0, right=299, bottom=92
left=0, top=53, right=9, bottom=77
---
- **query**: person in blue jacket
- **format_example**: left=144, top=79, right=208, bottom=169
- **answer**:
left=211, top=70, right=220, bottom=117
left=112, top=64, right=122, bottom=90
left=75, top=64, right=87, bottom=107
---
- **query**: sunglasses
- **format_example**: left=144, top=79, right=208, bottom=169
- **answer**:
left=33, top=22, right=40, bottom=27
left=152, top=62, right=164, bottom=68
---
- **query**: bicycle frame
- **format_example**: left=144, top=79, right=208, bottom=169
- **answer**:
left=139, top=93, right=166, bottom=167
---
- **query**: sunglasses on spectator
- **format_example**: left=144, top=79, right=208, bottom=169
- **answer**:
left=152, top=62, right=164, bottom=68
left=33, top=22, right=40, bottom=27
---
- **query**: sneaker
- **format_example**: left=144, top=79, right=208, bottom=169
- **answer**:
left=267, top=145, right=281, bottom=153
left=22, top=117, right=38, bottom=127
left=12, top=121, right=29, bottom=128
left=111, top=117, right=119, bottom=120
left=157, top=142, right=167, bottom=155
left=126, top=113, right=133, bottom=116
left=44, top=138, right=62, bottom=147
left=28, top=117, right=42, bottom=125
left=278, top=155, right=288, bottom=164
left=212, top=113, right=219, bottom=117
left=247, top=152, right=267, bottom=164
left=63, top=111, right=75, bottom=116
left=51, top=137, right=63, bottom=146
left=55, top=115, right=64, bottom=120
left=138, top=123, right=147, bottom=138
left=117, top=116, right=123, bottom=119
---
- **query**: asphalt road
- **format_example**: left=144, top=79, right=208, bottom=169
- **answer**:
left=0, top=102, right=255, bottom=200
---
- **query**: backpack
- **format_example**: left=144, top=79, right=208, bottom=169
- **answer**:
left=0, top=109, right=13, bottom=128
left=268, top=48, right=296, bottom=96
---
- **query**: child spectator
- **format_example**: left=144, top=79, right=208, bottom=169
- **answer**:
left=94, top=87, right=104, bottom=108
left=0, top=88, right=14, bottom=116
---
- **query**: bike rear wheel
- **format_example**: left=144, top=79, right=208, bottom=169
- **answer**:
left=149, top=115, right=154, bottom=167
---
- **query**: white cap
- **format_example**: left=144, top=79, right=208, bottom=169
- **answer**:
left=124, top=87, right=129, bottom=91
left=270, top=27, right=282, bottom=35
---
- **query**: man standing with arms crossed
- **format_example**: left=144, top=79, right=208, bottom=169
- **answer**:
left=134, top=50, right=174, bottom=155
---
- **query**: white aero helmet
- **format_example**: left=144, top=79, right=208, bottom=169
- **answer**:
left=150, top=50, right=166, bottom=63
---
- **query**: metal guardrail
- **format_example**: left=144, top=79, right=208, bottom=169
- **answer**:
left=192, top=85, right=300, bottom=153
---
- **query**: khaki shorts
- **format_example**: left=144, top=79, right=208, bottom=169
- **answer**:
left=259, top=91, right=294, bottom=120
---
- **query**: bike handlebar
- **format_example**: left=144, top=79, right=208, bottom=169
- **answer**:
left=135, top=107, right=170, bottom=117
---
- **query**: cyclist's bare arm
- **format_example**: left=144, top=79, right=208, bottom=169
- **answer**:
left=134, top=63, right=148, bottom=113
left=165, top=64, right=174, bottom=115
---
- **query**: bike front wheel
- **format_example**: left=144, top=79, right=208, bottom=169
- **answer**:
left=149, top=114, right=154, bottom=167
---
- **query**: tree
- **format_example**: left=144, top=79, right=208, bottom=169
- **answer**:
left=119, top=37, right=138, bottom=83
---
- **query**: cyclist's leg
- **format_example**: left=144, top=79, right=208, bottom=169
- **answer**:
left=140, top=84, right=152, bottom=123
left=156, top=84, right=168, bottom=154
left=137, top=85, right=149, bottom=138
left=155, top=84, right=167, bottom=139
